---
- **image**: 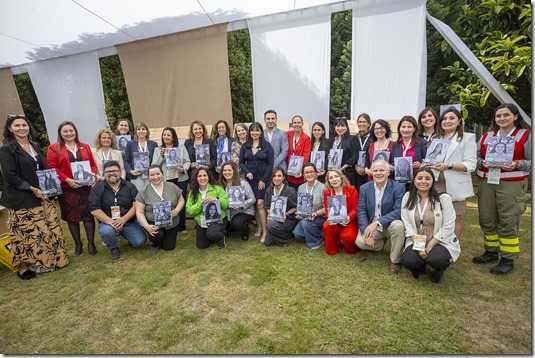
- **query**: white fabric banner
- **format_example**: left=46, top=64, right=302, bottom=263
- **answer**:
left=351, top=0, right=427, bottom=121
left=26, top=51, right=109, bottom=145
left=248, top=6, right=331, bottom=133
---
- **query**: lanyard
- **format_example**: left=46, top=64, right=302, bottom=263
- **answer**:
left=497, top=128, right=516, bottom=137
left=17, top=140, right=38, bottom=164
left=401, top=139, right=412, bottom=157
left=274, top=184, right=284, bottom=197
left=101, top=149, right=111, bottom=161
left=138, top=141, right=147, bottom=152
left=375, top=140, right=389, bottom=151
left=417, top=197, right=429, bottom=234
left=358, top=134, right=370, bottom=149
left=333, top=137, right=341, bottom=150
left=150, top=183, right=165, bottom=201
left=306, top=180, right=317, bottom=194
left=293, top=134, right=300, bottom=154
left=111, top=187, right=120, bottom=205
left=445, top=131, right=456, bottom=140
left=423, top=130, right=434, bottom=142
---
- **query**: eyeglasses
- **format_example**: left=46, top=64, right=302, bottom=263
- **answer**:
left=374, top=127, right=386, bottom=131
left=104, top=170, right=120, bottom=174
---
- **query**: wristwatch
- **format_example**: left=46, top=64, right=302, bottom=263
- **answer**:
left=448, top=163, right=453, bottom=170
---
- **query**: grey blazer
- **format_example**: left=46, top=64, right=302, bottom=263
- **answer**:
left=264, top=127, right=289, bottom=171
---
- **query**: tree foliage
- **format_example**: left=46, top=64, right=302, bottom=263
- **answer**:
left=227, top=29, right=254, bottom=123
left=99, top=55, right=131, bottom=129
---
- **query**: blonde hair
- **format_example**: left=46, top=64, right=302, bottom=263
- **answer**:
left=134, top=122, right=150, bottom=140
left=233, top=123, right=249, bottom=143
left=94, top=128, right=117, bottom=149
left=324, top=168, right=351, bottom=190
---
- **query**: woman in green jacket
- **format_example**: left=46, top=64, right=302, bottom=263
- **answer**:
left=186, top=167, right=229, bottom=249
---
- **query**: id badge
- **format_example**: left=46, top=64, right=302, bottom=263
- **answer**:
left=412, top=235, right=427, bottom=251
left=111, top=206, right=121, bottom=220
left=487, top=167, right=501, bottom=185
left=200, top=214, right=208, bottom=228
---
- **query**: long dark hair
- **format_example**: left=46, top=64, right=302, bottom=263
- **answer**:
left=160, top=127, right=179, bottom=148
left=114, top=118, right=133, bottom=136
left=189, top=167, right=218, bottom=204
left=396, top=115, right=421, bottom=145
left=245, top=122, right=266, bottom=149
left=311, top=121, right=329, bottom=151
left=417, top=108, right=439, bottom=138
left=370, top=119, right=392, bottom=141
left=332, top=117, right=351, bottom=140
left=57, top=121, right=80, bottom=147
left=269, top=167, right=287, bottom=188
left=436, top=107, right=464, bottom=142
left=3, top=115, right=36, bottom=144
left=491, top=103, right=530, bottom=130
left=218, top=161, right=241, bottom=187
left=404, top=167, right=446, bottom=211
left=205, top=202, right=221, bottom=219
left=210, top=120, right=232, bottom=140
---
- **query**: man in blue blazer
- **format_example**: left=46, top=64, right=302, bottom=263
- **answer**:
left=356, top=160, right=406, bottom=273
left=263, top=109, right=289, bottom=171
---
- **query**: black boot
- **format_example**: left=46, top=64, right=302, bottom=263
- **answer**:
left=411, top=265, right=426, bottom=279
left=472, top=251, right=499, bottom=264
left=431, top=269, right=444, bottom=283
left=87, top=238, right=97, bottom=255
left=73, top=237, right=83, bottom=256
left=490, top=258, right=513, bottom=275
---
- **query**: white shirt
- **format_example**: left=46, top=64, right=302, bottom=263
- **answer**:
left=373, top=181, right=386, bottom=221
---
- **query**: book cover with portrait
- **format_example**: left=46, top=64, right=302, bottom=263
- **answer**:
left=485, top=136, right=514, bottom=166
left=37, top=168, right=62, bottom=197
left=195, top=144, right=210, bottom=166
left=328, top=149, right=343, bottom=169
left=70, top=160, right=93, bottom=186
left=287, top=155, right=304, bottom=176
left=203, top=199, right=223, bottom=226
left=217, top=151, right=231, bottom=171
left=227, top=186, right=245, bottom=207
left=133, top=151, right=150, bottom=172
left=372, top=150, right=390, bottom=163
left=152, top=200, right=172, bottom=228
left=165, top=147, right=182, bottom=169
left=311, top=150, right=325, bottom=170
left=423, top=139, right=450, bottom=165
left=394, top=157, right=413, bottom=183
left=116, top=135, right=131, bottom=154
left=296, top=192, right=313, bottom=218
left=327, top=195, right=347, bottom=224
left=269, top=196, right=287, bottom=221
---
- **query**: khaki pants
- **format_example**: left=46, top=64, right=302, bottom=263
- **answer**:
left=356, top=219, right=405, bottom=263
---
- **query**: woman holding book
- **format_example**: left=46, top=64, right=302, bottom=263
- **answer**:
left=286, top=115, right=311, bottom=190
left=184, top=120, right=217, bottom=178
left=293, top=163, right=326, bottom=249
left=473, top=103, right=531, bottom=275
left=401, top=167, right=460, bottom=283
left=230, top=123, right=248, bottom=177
left=322, top=168, right=359, bottom=255
left=0, top=115, right=69, bottom=279
left=424, top=106, right=476, bottom=239
left=310, top=122, right=329, bottom=183
left=328, top=117, right=359, bottom=186
left=364, top=119, right=394, bottom=177
left=263, top=167, right=297, bottom=247
left=186, top=167, right=229, bottom=249
left=136, top=165, right=184, bottom=254
left=210, top=120, right=234, bottom=177
left=47, top=121, right=98, bottom=256
left=124, top=122, right=158, bottom=192
left=152, top=127, right=191, bottom=233
left=353, top=113, right=372, bottom=191
left=218, top=161, right=256, bottom=241
left=391, top=116, right=427, bottom=189
left=91, top=128, right=125, bottom=181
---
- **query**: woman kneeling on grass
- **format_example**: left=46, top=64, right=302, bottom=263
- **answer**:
left=218, top=161, right=256, bottom=241
left=400, top=167, right=460, bottom=283
left=186, top=167, right=229, bottom=249
left=263, top=168, right=297, bottom=247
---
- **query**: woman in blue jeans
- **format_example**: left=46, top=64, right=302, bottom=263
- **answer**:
left=293, top=163, right=326, bottom=249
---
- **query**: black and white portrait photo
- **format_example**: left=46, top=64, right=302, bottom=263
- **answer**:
left=153, top=200, right=172, bottom=228
left=424, top=139, right=449, bottom=165
left=372, top=150, right=390, bottom=163
left=287, top=155, right=304, bottom=176
left=195, top=144, right=210, bottom=166
left=312, top=151, right=325, bottom=170
left=357, top=150, right=367, bottom=168
left=217, top=151, right=230, bottom=170
left=269, top=196, right=287, bottom=221
left=70, top=161, right=93, bottom=186
left=485, top=136, right=514, bottom=166
left=327, top=195, right=347, bottom=224
left=227, top=186, right=245, bottom=207
left=394, top=157, right=413, bottom=183
left=165, top=147, right=182, bottom=169
left=37, top=169, right=62, bottom=197
left=296, top=192, right=313, bottom=218
left=203, top=200, right=223, bottom=225
left=133, top=151, right=150, bottom=172
left=117, top=135, right=131, bottom=153
left=328, top=149, right=343, bottom=169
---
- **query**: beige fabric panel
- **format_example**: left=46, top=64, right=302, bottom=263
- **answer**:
left=117, top=23, right=232, bottom=129
left=0, top=68, right=24, bottom=125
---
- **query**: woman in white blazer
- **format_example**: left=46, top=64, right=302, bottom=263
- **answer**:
left=426, top=106, right=476, bottom=239
left=401, top=167, right=460, bottom=283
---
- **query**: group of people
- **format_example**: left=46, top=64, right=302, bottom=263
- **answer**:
left=0, top=103, right=530, bottom=283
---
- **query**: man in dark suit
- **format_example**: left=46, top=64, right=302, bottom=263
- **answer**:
left=356, top=160, right=406, bottom=273
left=263, top=109, right=289, bottom=171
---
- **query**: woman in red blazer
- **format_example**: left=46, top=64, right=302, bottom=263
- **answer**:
left=47, top=121, right=98, bottom=256
left=286, top=115, right=311, bottom=191
left=322, top=168, right=360, bottom=255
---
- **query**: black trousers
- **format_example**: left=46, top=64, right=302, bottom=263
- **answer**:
left=229, top=213, right=255, bottom=239
left=402, top=244, right=452, bottom=272
left=195, top=217, right=228, bottom=249
left=147, top=224, right=180, bottom=250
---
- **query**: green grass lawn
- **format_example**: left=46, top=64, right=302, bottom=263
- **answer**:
left=0, top=196, right=531, bottom=354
